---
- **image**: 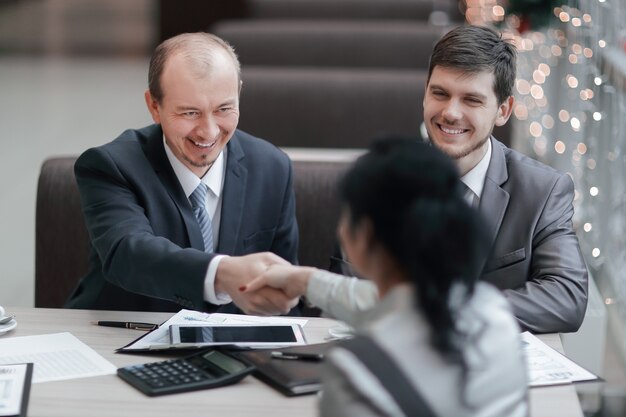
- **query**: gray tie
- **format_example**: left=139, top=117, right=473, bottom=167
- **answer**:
left=189, top=183, right=214, bottom=252
left=461, top=183, right=479, bottom=208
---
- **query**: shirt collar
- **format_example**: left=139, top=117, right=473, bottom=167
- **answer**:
left=460, top=138, right=491, bottom=199
left=163, top=136, right=226, bottom=199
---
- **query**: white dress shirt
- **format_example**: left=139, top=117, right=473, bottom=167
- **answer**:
left=163, top=138, right=232, bottom=305
left=460, top=137, right=492, bottom=204
left=307, top=270, right=379, bottom=327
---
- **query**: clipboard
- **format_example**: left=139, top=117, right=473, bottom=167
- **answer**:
left=0, top=362, right=33, bottom=417
left=115, top=324, right=171, bottom=353
left=116, top=309, right=309, bottom=353
left=116, top=310, right=227, bottom=353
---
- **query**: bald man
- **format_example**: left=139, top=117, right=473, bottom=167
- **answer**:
left=66, top=33, right=299, bottom=316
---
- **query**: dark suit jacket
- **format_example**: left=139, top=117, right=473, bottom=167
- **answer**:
left=330, top=137, right=588, bottom=333
left=66, top=124, right=299, bottom=312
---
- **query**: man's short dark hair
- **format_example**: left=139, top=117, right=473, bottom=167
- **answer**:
left=428, top=25, right=517, bottom=105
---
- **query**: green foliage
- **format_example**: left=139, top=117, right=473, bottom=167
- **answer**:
left=506, top=0, right=562, bottom=30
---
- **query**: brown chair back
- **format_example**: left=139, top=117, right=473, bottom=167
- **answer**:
left=35, top=157, right=89, bottom=308
left=214, top=21, right=447, bottom=69
left=35, top=155, right=350, bottom=308
left=291, top=159, right=349, bottom=268
left=239, top=67, right=428, bottom=149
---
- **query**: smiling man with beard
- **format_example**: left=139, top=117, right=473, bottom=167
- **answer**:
left=244, top=25, right=589, bottom=334
left=419, top=25, right=588, bottom=333
left=66, top=33, right=299, bottom=316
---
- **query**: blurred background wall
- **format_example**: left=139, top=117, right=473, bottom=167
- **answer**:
left=0, top=0, right=156, bottom=306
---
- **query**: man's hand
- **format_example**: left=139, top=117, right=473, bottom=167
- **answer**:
left=215, top=252, right=299, bottom=315
left=241, top=264, right=317, bottom=299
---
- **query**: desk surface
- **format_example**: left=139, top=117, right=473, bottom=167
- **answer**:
left=2, top=307, right=583, bottom=417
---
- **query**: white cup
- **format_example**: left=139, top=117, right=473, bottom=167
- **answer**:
left=0, top=305, right=4, bottom=317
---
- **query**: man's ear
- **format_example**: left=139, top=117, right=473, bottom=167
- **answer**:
left=340, top=216, right=375, bottom=264
left=361, top=218, right=377, bottom=251
left=144, top=89, right=161, bottom=124
left=495, top=95, right=514, bottom=127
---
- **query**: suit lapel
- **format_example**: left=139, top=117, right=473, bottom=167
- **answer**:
left=217, top=134, right=247, bottom=254
left=479, top=138, right=510, bottom=269
left=144, top=126, right=205, bottom=250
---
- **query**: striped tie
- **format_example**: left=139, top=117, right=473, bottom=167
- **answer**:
left=189, top=183, right=214, bottom=252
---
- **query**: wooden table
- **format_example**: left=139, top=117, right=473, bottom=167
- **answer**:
left=1, top=307, right=583, bottom=417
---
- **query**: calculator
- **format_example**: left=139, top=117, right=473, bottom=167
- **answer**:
left=117, top=349, right=255, bottom=396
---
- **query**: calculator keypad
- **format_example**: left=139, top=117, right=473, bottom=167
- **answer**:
left=144, top=361, right=201, bottom=387
left=117, top=353, right=254, bottom=396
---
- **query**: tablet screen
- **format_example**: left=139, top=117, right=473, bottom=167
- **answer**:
left=178, top=326, right=298, bottom=344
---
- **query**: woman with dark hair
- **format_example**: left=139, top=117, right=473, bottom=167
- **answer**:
left=243, top=138, right=527, bottom=416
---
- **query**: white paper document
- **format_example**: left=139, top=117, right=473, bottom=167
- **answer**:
left=0, top=363, right=30, bottom=416
left=522, top=331, right=599, bottom=387
left=0, top=333, right=116, bottom=383
left=121, top=309, right=309, bottom=351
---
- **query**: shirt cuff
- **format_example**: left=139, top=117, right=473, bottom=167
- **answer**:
left=305, top=269, right=342, bottom=312
left=305, top=269, right=378, bottom=326
left=203, top=255, right=233, bottom=305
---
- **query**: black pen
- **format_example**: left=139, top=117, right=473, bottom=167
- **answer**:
left=271, top=351, right=324, bottom=361
left=95, top=321, right=159, bottom=331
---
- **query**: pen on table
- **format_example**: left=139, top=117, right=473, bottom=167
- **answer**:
left=270, top=351, right=324, bottom=361
left=94, top=321, right=159, bottom=331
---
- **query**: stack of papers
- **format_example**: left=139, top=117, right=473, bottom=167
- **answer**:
left=522, top=331, right=599, bottom=387
left=119, top=309, right=308, bottom=351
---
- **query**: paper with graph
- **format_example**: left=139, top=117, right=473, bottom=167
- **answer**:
left=522, top=331, right=600, bottom=387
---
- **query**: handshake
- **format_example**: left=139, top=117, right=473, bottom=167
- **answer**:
left=214, top=252, right=318, bottom=316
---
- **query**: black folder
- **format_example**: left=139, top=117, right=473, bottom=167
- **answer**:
left=235, top=342, right=335, bottom=396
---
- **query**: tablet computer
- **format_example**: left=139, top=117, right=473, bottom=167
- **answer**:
left=169, top=324, right=307, bottom=348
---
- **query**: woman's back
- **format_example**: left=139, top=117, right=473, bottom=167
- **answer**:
left=320, top=282, right=527, bottom=417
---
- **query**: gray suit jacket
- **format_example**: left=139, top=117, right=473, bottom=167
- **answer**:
left=324, top=137, right=588, bottom=333
left=66, top=124, right=299, bottom=313
left=479, top=137, right=587, bottom=333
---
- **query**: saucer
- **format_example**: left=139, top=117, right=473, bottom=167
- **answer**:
left=0, top=318, right=17, bottom=335
left=327, top=322, right=354, bottom=340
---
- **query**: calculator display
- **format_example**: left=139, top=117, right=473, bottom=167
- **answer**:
left=178, top=326, right=297, bottom=344
left=202, top=350, right=248, bottom=374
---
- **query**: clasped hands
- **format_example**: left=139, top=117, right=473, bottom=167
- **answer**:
left=215, top=252, right=315, bottom=316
